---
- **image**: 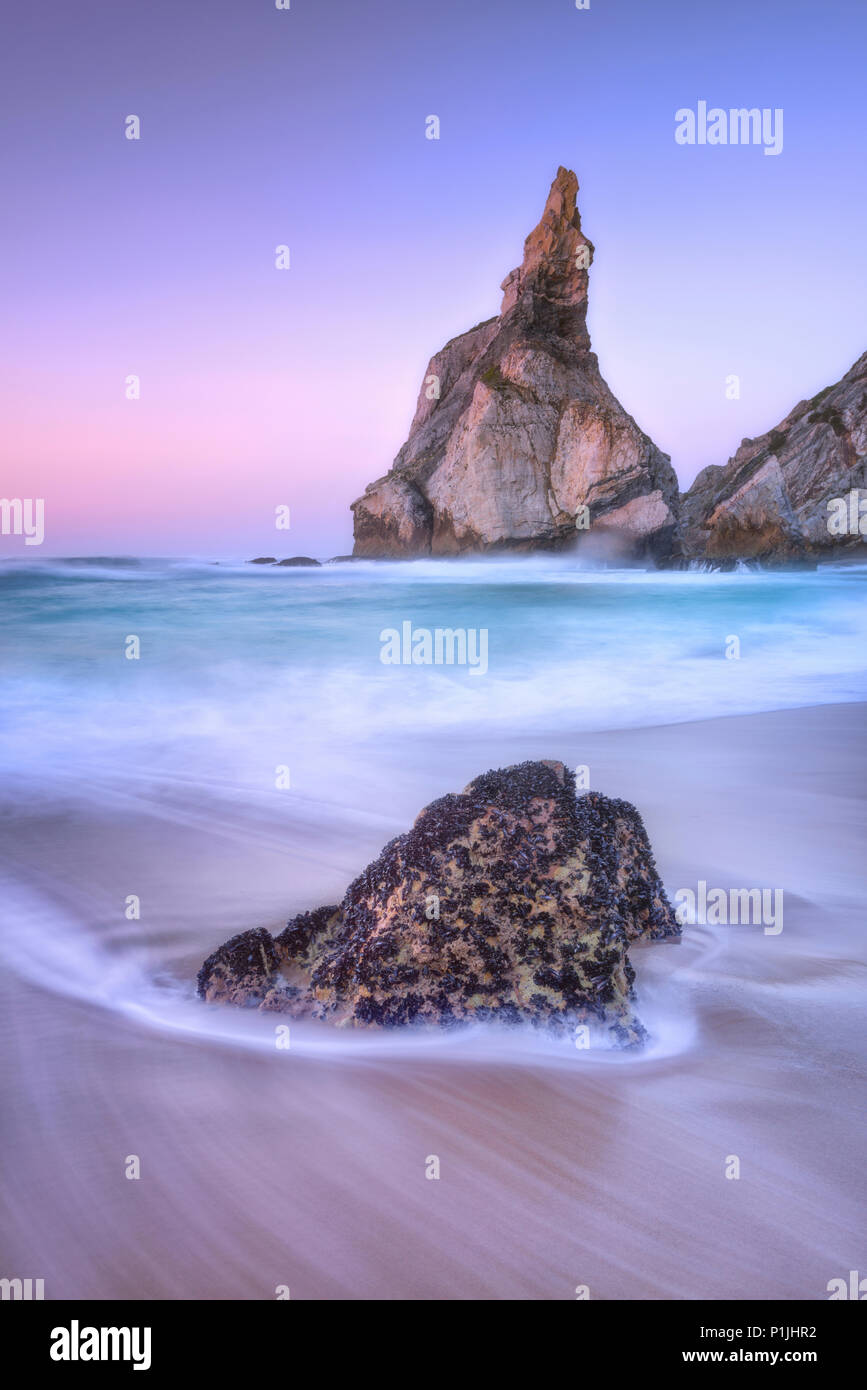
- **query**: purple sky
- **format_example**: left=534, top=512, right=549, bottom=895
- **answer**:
left=1, top=0, right=865, bottom=557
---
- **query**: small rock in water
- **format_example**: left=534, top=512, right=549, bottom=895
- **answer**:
left=197, top=760, right=679, bottom=1046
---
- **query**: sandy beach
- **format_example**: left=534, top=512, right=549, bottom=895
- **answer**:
left=1, top=700, right=864, bottom=1300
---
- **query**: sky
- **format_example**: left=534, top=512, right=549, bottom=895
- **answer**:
left=1, top=0, right=865, bottom=558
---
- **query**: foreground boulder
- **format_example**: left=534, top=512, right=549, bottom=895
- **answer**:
left=350, top=167, right=680, bottom=562
left=198, top=760, right=678, bottom=1046
left=681, top=350, right=867, bottom=564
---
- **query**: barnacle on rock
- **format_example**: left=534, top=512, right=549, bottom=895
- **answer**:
left=197, top=760, right=679, bottom=1047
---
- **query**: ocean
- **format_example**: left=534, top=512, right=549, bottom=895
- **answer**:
left=4, top=553, right=867, bottom=781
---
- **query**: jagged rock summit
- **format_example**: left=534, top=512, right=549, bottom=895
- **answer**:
left=351, top=168, right=680, bottom=560
left=198, top=759, right=680, bottom=1047
left=681, top=350, right=867, bottom=564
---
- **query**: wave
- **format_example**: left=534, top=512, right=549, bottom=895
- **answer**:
left=1, top=562, right=866, bottom=800
left=0, top=871, right=697, bottom=1069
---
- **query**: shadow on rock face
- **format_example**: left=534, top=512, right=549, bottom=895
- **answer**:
left=197, top=760, right=680, bottom=1047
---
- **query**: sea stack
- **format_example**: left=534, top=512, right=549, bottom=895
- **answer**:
left=351, top=168, right=680, bottom=561
left=681, top=350, right=867, bottom=564
left=198, top=760, right=680, bottom=1047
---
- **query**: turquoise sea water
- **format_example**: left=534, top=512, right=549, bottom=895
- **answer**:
left=2, top=556, right=866, bottom=800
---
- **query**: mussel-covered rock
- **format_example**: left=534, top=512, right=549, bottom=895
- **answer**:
left=198, top=760, right=679, bottom=1045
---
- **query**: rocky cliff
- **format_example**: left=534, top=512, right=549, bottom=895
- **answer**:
left=198, top=760, right=679, bottom=1046
left=351, top=168, right=680, bottom=561
left=681, top=351, right=867, bottom=564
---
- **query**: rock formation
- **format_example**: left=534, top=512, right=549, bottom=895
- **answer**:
left=681, top=350, right=867, bottom=564
left=198, top=760, right=679, bottom=1046
left=248, top=556, right=321, bottom=566
left=351, top=168, right=680, bottom=561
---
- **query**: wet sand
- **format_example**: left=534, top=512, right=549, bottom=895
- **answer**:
left=1, top=702, right=865, bottom=1299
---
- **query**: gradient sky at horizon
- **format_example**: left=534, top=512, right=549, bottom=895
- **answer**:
left=1, top=0, right=865, bottom=558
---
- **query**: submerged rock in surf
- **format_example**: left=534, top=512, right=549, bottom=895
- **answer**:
left=197, top=760, right=679, bottom=1046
